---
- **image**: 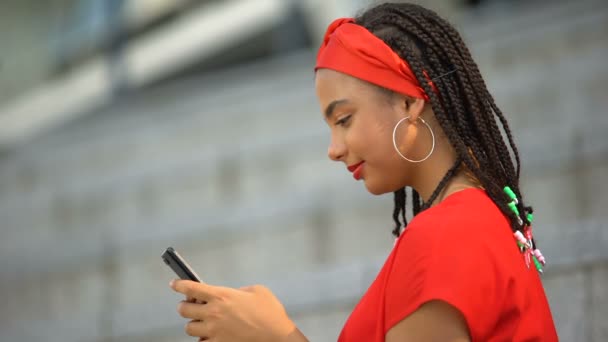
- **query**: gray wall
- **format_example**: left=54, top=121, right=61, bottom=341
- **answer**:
left=1, top=0, right=607, bottom=341
left=0, top=0, right=80, bottom=106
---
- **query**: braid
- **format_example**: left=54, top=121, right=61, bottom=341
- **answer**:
left=420, top=158, right=462, bottom=211
left=355, top=3, right=533, bottom=237
left=392, top=188, right=407, bottom=237
left=412, top=189, right=421, bottom=216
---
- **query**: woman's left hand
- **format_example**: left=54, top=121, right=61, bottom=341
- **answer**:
left=170, top=280, right=298, bottom=342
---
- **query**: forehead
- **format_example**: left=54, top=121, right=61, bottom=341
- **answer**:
left=315, top=69, right=392, bottom=106
left=315, top=69, right=368, bottom=97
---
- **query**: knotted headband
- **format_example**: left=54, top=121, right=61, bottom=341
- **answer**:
left=315, top=18, right=437, bottom=101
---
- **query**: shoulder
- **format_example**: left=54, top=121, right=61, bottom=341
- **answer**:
left=401, top=188, right=510, bottom=250
left=385, top=188, right=520, bottom=307
left=384, top=189, right=519, bottom=338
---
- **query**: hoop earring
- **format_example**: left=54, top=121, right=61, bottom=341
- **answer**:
left=392, top=116, right=435, bottom=163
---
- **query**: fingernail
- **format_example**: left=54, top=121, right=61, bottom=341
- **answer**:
left=169, top=279, right=176, bottom=288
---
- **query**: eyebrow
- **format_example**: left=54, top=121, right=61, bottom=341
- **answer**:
left=324, top=99, right=349, bottom=120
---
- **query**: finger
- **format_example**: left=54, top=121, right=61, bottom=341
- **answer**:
left=171, top=280, right=218, bottom=302
left=186, top=296, right=206, bottom=304
left=239, top=284, right=266, bottom=293
left=177, top=301, right=210, bottom=320
left=185, top=319, right=212, bottom=338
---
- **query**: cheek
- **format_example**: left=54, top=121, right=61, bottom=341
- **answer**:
left=349, top=117, right=395, bottom=161
left=344, top=125, right=369, bottom=154
left=362, top=124, right=413, bottom=193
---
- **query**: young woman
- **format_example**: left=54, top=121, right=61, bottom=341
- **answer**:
left=170, top=3, right=558, bottom=341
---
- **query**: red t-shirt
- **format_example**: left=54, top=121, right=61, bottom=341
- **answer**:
left=338, top=188, right=558, bottom=342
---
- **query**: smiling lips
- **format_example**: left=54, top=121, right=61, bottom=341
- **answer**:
left=347, top=161, right=365, bottom=180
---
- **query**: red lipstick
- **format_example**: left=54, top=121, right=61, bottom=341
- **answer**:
left=347, top=161, right=365, bottom=180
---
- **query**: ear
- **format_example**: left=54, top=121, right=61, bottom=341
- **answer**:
left=395, top=96, right=427, bottom=158
left=404, top=97, right=426, bottom=121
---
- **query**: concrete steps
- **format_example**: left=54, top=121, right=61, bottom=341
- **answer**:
left=1, top=0, right=607, bottom=341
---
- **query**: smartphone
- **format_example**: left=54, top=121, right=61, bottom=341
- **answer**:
left=162, top=247, right=202, bottom=282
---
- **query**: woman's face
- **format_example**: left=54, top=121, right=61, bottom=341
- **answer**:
left=315, top=69, right=415, bottom=195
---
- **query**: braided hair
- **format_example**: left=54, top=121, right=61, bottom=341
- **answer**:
left=354, top=3, right=534, bottom=241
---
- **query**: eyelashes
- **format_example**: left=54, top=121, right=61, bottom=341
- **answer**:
left=336, top=114, right=352, bottom=127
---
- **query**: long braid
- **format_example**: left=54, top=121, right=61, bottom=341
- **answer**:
left=355, top=3, right=533, bottom=237
left=392, top=188, right=406, bottom=237
left=426, top=10, right=526, bottom=210
left=439, top=19, right=523, bottom=179
left=412, top=189, right=421, bottom=216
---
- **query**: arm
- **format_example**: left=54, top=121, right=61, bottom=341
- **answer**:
left=385, top=300, right=471, bottom=342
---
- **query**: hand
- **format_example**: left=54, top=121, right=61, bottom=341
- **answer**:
left=170, top=280, right=300, bottom=342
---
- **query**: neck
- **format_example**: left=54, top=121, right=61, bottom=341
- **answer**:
left=411, top=144, right=478, bottom=208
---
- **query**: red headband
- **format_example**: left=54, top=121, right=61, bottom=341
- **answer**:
left=315, top=18, right=435, bottom=101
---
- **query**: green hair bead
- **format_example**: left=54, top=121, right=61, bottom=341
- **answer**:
left=503, top=186, right=518, bottom=202
left=532, top=254, right=544, bottom=274
left=526, top=213, right=534, bottom=224
left=517, top=241, right=525, bottom=252
left=508, top=201, right=520, bottom=216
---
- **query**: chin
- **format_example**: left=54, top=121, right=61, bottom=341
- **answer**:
left=363, top=179, right=395, bottom=196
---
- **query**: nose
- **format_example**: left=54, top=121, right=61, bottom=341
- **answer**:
left=327, top=139, right=346, bottom=161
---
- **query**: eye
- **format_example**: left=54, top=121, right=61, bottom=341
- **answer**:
left=335, top=114, right=351, bottom=127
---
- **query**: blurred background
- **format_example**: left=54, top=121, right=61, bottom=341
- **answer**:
left=0, top=0, right=606, bottom=341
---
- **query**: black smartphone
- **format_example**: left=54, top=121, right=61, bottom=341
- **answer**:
left=162, top=247, right=202, bottom=282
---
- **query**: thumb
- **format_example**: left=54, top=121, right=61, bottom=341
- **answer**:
left=171, top=279, right=219, bottom=302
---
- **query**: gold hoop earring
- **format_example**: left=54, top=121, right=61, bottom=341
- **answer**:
left=392, top=116, right=435, bottom=163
